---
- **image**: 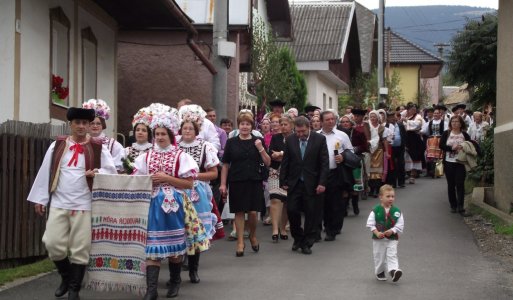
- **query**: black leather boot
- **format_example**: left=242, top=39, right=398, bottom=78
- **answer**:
left=67, top=264, right=86, bottom=300
left=53, top=258, right=71, bottom=297
left=143, top=265, right=160, bottom=300
left=188, top=253, right=200, bottom=283
left=352, top=195, right=360, bottom=215
left=166, top=262, right=182, bottom=298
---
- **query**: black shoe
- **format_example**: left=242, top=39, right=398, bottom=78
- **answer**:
left=399, top=185, right=405, bottom=188
left=459, top=210, right=471, bottom=217
left=324, top=234, right=335, bottom=242
left=450, top=208, right=457, bottom=213
left=391, top=269, right=403, bottom=282
left=353, top=207, right=360, bottom=216
left=376, top=271, right=387, bottom=281
left=292, top=242, right=301, bottom=251
left=249, top=235, right=260, bottom=252
left=279, top=233, right=289, bottom=240
left=314, top=233, right=322, bottom=242
left=301, top=246, right=312, bottom=255
left=235, top=244, right=245, bottom=257
left=272, top=234, right=279, bottom=243
left=53, top=258, right=70, bottom=297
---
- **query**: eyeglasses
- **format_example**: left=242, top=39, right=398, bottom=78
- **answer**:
left=90, top=122, right=102, bottom=126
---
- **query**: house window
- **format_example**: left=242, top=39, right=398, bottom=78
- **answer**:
left=50, top=7, right=70, bottom=119
left=82, top=27, right=97, bottom=102
left=323, top=93, right=326, bottom=110
left=329, top=97, right=333, bottom=109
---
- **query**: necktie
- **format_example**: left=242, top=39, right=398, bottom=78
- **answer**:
left=300, top=140, right=306, bottom=159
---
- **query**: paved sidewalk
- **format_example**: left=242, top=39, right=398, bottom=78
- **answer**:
left=1, top=177, right=512, bottom=300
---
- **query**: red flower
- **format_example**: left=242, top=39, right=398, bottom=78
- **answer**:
left=95, top=257, right=104, bottom=267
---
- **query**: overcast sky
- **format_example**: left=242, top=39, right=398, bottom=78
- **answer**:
left=355, top=0, right=498, bottom=9
left=291, top=0, right=498, bottom=10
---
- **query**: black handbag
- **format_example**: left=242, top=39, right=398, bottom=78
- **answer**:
left=342, top=149, right=362, bottom=169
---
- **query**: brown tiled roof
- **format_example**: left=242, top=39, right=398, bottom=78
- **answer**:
left=385, top=31, right=442, bottom=64
left=277, top=1, right=355, bottom=61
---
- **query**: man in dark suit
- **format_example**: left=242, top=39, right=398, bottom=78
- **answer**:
left=386, top=111, right=407, bottom=188
left=280, top=116, right=329, bottom=255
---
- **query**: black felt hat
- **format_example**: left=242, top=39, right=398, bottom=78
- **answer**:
left=304, top=105, right=321, bottom=113
left=451, top=103, right=466, bottom=112
left=434, top=104, right=447, bottom=111
left=67, top=107, right=95, bottom=122
left=351, top=108, right=367, bottom=116
left=269, top=99, right=287, bottom=107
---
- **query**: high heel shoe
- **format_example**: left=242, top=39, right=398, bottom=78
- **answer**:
left=279, top=231, right=288, bottom=240
left=272, top=234, right=279, bottom=243
left=249, top=235, right=260, bottom=252
left=235, top=245, right=245, bottom=257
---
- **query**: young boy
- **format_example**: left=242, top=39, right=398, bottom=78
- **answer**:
left=366, top=184, right=404, bottom=282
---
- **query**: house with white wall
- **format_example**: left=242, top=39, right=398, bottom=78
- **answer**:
left=0, top=0, right=119, bottom=135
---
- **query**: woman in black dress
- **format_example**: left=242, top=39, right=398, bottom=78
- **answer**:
left=220, top=112, right=271, bottom=256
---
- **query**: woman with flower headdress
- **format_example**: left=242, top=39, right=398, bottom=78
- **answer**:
left=123, top=108, right=153, bottom=174
left=83, top=99, right=125, bottom=172
left=176, top=111, right=224, bottom=285
left=132, top=109, right=210, bottom=299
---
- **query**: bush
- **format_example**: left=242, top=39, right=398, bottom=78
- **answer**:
left=468, top=126, right=494, bottom=185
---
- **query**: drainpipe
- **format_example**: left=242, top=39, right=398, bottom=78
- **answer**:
left=163, top=0, right=217, bottom=75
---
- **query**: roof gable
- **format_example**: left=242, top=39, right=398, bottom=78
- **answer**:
left=385, top=31, right=442, bottom=64
left=278, top=2, right=355, bottom=62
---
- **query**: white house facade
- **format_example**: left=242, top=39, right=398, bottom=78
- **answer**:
left=0, top=0, right=118, bottom=135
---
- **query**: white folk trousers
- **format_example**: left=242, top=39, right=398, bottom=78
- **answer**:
left=42, top=207, right=92, bottom=264
left=372, top=239, right=399, bottom=275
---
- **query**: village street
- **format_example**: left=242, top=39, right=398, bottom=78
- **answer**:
left=1, top=177, right=512, bottom=300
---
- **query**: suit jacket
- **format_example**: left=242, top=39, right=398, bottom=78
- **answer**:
left=279, top=131, right=329, bottom=195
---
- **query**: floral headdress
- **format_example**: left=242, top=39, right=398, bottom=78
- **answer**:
left=131, top=106, right=153, bottom=128
left=82, top=99, right=111, bottom=120
left=147, top=103, right=179, bottom=134
left=178, top=104, right=206, bottom=125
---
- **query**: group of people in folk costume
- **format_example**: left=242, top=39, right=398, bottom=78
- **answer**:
left=27, top=95, right=489, bottom=298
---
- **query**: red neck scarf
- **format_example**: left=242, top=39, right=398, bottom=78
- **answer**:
left=68, top=143, right=84, bottom=167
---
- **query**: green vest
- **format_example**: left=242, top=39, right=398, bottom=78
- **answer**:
left=372, top=204, right=401, bottom=240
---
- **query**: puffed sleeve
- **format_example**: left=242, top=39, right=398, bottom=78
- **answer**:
left=99, top=145, right=118, bottom=174
left=203, top=141, right=220, bottom=169
left=111, top=140, right=126, bottom=171
left=177, top=152, right=200, bottom=178
left=132, top=152, right=149, bottom=175
left=27, top=142, right=56, bottom=206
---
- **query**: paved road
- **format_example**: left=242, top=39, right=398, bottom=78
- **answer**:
left=1, top=177, right=512, bottom=300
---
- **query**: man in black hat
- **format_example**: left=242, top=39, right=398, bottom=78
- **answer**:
left=304, top=105, right=321, bottom=119
left=27, top=107, right=116, bottom=300
left=452, top=103, right=472, bottom=128
left=269, top=99, right=286, bottom=115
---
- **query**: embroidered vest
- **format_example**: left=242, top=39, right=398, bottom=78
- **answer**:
left=49, top=136, right=102, bottom=193
left=372, top=204, right=401, bottom=240
left=179, top=140, right=207, bottom=172
left=428, top=120, right=445, bottom=136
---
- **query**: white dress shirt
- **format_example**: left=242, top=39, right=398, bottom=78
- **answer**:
left=318, top=128, right=353, bottom=169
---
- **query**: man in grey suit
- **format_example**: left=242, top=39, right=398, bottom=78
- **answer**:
left=280, top=116, right=329, bottom=254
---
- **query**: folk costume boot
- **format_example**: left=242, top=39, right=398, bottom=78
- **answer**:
left=188, top=253, right=200, bottom=283
left=352, top=195, right=360, bottom=216
left=166, top=262, right=182, bottom=298
left=67, top=264, right=86, bottom=300
left=143, top=265, right=160, bottom=300
left=53, top=258, right=71, bottom=297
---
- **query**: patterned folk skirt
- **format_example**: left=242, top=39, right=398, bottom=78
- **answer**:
left=268, top=167, right=287, bottom=201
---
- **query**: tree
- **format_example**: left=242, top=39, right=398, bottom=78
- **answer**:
left=251, top=14, right=307, bottom=114
left=448, top=13, right=497, bottom=109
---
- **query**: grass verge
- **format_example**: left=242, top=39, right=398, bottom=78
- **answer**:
left=0, top=258, right=54, bottom=286
left=469, top=204, right=513, bottom=236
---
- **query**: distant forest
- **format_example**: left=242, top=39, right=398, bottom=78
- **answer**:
left=373, top=5, right=496, bottom=57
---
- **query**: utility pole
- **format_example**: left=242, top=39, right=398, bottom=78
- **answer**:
left=212, top=0, right=229, bottom=119
left=378, top=0, right=386, bottom=104
left=434, top=43, right=450, bottom=103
